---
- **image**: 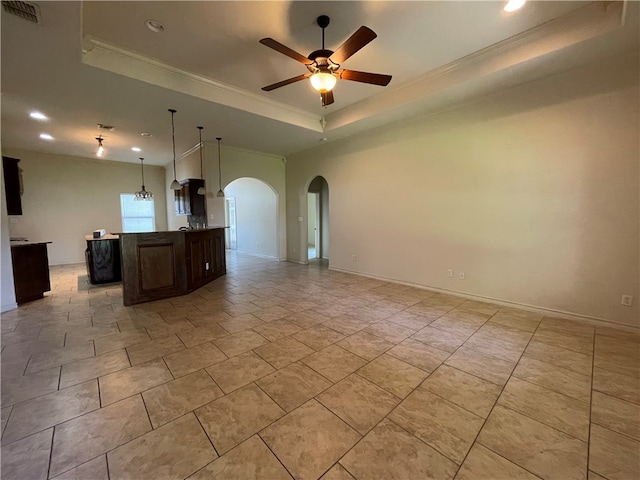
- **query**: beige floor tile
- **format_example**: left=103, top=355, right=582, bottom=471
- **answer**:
left=317, top=374, right=400, bottom=434
left=176, top=324, right=229, bottom=348
left=596, top=334, right=640, bottom=360
left=287, top=311, right=331, bottom=329
left=498, top=377, right=590, bottom=440
left=217, top=314, right=264, bottom=333
left=252, top=305, right=293, bottom=322
left=59, top=349, right=130, bottom=389
left=94, top=331, right=150, bottom=356
left=188, top=435, right=292, bottom=480
left=476, top=322, right=534, bottom=344
left=126, top=334, right=185, bottom=366
left=322, top=315, right=372, bottom=335
left=513, top=356, right=591, bottom=403
left=49, top=395, right=152, bottom=477
left=0, top=428, right=53, bottom=480
left=478, top=405, right=587, bottom=480
left=594, top=350, right=640, bottom=378
left=64, top=324, right=120, bottom=343
left=163, top=342, right=227, bottom=377
left=1, top=406, right=11, bottom=436
left=293, top=325, right=345, bottom=351
left=387, top=338, right=450, bottom=372
left=593, top=367, right=640, bottom=405
left=145, top=319, right=197, bottom=340
left=337, top=331, right=394, bottom=361
left=195, top=383, right=284, bottom=453
left=430, top=312, right=486, bottom=337
left=488, top=314, right=541, bottom=333
left=411, top=326, right=469, bottom=353
left=339, top=418, right=458, bottom=479
left=445, top=346, right=516, bottom=386
left=252, top=319, right=302, bottom=341
left=389, top=388, right=484, bottom=463
left=321, top=463, right=355, bottom=480
left=357, top=354, right=427, bottom=398
left=524, top=340, right=593, bottom=376
left=363, top=320, right=416, bottom=343
left=587, top=471, right=608, bottom=480
left=589, top=423, right=639, bottom=480
left=421, top=365, right=501, bottom=418
left=51, top=455, right=108, bottom=480
left=1, top=366, right=60, bottom=406
left=386, top=311, right=434, bottom=330
left=26, top=341, right=95, bottom=374
left=532, top=329, right=593, bottom=356
left=253, top=337, right=314, bottom=369
left=261, top=399, right=361, bottom=480
left=457, top=300, right=500, bottom=316
left=142, top=370, right=224, bottom=428
left=1, top=348, right=32, bottom=380
left=301, top=345, right=367, bottom=383
left=98, top=358, right=174, bottom=406
left=2, top=380, right=99, bottom=445
left=463, top=331, right=527, bottom=362
left=591, top=391, right=640, bottom=441
left=256, top=362, right=332, bottom=412
left=213, top=330, right=269, bottom=357
left=206, top=351, right=275, bottom=393
left=455, top=443, right=540, bottom=480
left=108, top=413, right=216, bottom=479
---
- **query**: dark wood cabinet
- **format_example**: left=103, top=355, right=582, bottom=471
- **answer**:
left=185, top=228, right=226, bottom=290
left=85, top=235, right=122, bottom=284
left=174, top=178, right=205, bottom=216
left=3, top=156, right=22, bottom=215
left=11, top=242, right=51, bottom=304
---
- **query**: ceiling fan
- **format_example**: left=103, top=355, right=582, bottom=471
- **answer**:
left=259, top=15, right=392, bottom=107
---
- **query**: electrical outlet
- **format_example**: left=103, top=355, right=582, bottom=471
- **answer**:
left=459, top=271, right=465, bottom=279
left=447, top=269, right=453, bottom=278
left=351, top=254, right=356, bottom=261
left=298, top=216, right=303, bottom=222
left=621, top=295, right=633, bottom=307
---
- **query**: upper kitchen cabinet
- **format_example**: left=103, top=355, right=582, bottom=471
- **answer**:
left=3, top=156, right=23, bottom=215
left=174, top=178, right=205, bottom=216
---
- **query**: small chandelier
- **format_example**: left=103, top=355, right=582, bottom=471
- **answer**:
left=196, top=126, right=206, bottom=195
left=95, top=136, right=105, bottom=157
left=134, top=157, right=153, bottom=201
left=216, top=137, right=224, bottom=198
left=168, top=108, right=181, bottom=190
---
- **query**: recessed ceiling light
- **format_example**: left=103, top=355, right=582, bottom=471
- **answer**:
left=140, top=132, right=152, bottom=137
left=504, top=0, right=526, bottom=13
left=145, top=19, right=165, bottom=33
left=39, top=133, right=54, bottom=140
left=29, top=111, right=48, bottom=121
left=131, top=147, right=142, bottom=152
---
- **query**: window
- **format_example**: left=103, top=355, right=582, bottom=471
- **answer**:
left=120, top=194, right=155, bottom=233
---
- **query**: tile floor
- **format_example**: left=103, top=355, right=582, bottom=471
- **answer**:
left=1, top=252, right=639, bottom=480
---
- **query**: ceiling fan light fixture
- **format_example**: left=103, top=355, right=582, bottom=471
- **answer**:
left=310, top=72, right=337, bottom=93
left=504, top=0, right=526, bottom=13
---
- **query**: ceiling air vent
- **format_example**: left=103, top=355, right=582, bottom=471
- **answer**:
left=2, top=1, right=42, bottom=24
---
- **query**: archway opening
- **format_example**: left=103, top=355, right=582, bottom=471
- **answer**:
left=307, top=176, right=329, bottom=262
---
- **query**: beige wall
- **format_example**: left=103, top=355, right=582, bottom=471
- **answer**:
left=3, top=149, right=168, bottom=265
left=286, top=54, right=640, bottom=326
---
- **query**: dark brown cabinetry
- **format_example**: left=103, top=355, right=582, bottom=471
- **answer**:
left=85, top=235, right=122, bottom=284
left=3, top=156, right=22, bottom=215
left=11, top=242, right=51, bottom=304
left=174, top=178, right=205, bottom=216
left=185, top=228, right=226, bottom=290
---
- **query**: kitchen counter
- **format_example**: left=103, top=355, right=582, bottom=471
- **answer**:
left=10, top=241, right=52, bottom=304
left=120, top=228, right=226, bottom=306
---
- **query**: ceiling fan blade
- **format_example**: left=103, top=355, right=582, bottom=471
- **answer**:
left=330, top=26, right=377, bottom=65
left=321, top=90, right=334, bottom=107
left=259, top=38, right=311, bottom=64
left=262, top=74, right=310, bottom=92
left=339, top=69, right=392, bottom=86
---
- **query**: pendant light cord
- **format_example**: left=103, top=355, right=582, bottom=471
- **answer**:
left=140, top=157, right=145, bottom=188
left=169, top=109, right=177, bottom=181
left=217, top=137, right=222, bottom=192
left=198, top=126, right=204, bottom=179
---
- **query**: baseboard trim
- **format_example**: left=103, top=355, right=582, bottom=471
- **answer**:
left=328, top=266, right=639, bottom=331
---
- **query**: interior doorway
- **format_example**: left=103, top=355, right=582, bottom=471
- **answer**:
left=225, top=197, right=237, bottom=250
left=306, top=176, right=329, bottom=262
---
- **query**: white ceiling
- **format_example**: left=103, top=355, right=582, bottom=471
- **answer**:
left=1, top=1, right=637, bottom=166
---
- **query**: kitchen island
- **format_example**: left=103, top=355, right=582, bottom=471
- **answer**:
left=10, top=240, right=51, bottom=304
left=119, top=227, right=226, bottom=306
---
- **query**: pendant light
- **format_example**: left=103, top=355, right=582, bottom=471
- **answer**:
left=95, top=136, right=105, bottom=157
left=168, top=108, right=181, bottom=190
left=196, top=126, right=206, bottom=195
left=216, top=137, right=224, bottom=198
left=134, top=157, right=153, bottom=201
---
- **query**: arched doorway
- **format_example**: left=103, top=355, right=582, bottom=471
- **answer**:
left=224, top=177, right=279, bottom=259
left=307, top=176, right=329, bottom=262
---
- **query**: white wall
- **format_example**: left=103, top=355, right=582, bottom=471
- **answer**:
left=226, top=178, right=278, bottom=258
left=3, top=149, right=168, bottom=265
left=1, top=140, right=18, bottom=312
left=286, top=53, right=640, bottom=326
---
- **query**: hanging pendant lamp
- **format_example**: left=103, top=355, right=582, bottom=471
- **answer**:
left=134, top=157, right=153, bottom=201
left=216, top=137, right=224, bottom=198
left=168, top=108, right=181, bottom=190
left=196, top=126, right=206, bottom=195
left=95, top=136, right=105, bottom=157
